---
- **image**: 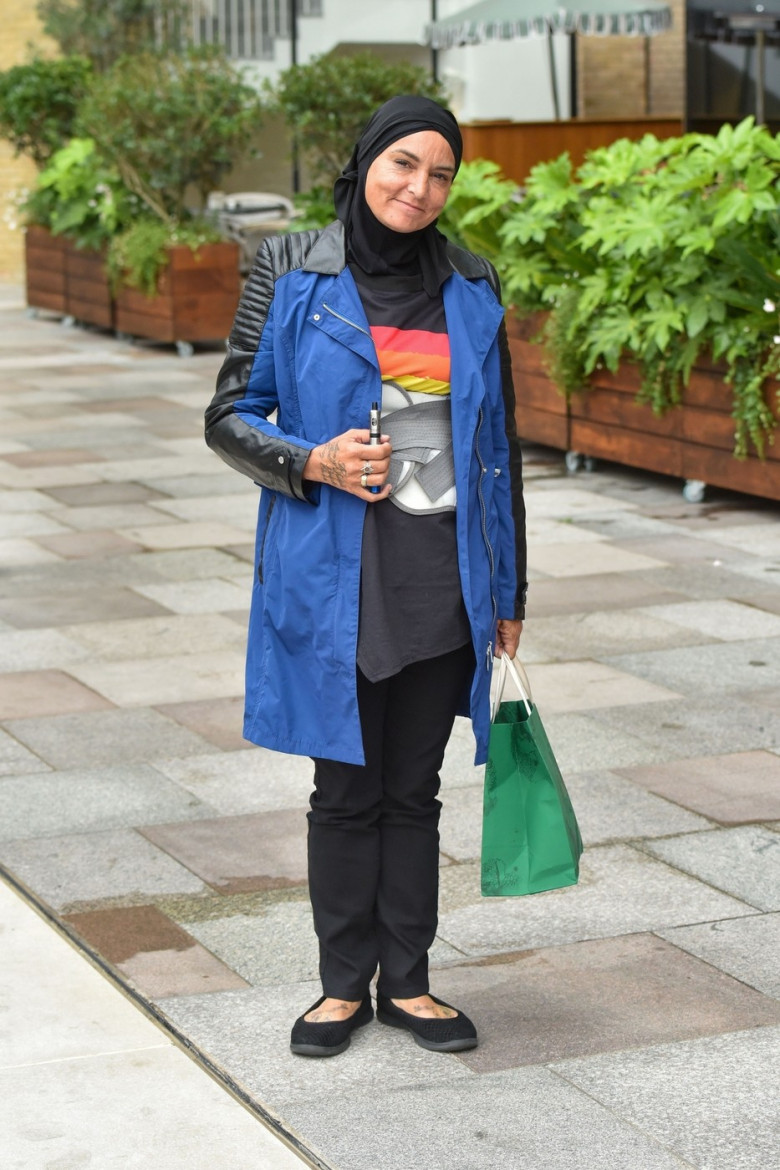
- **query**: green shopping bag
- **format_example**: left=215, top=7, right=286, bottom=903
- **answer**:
left=481, top=655, right=583, bottom=896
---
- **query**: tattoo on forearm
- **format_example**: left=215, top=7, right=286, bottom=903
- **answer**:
left=319, top=441, right=348, bottom=488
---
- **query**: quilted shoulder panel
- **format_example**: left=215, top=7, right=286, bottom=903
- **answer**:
left=228, top=229, right=323, bottom=352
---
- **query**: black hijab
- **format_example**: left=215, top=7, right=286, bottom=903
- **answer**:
left=334, top=95, right=463, bottom=297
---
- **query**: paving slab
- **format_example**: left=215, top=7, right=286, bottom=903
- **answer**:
left=642, top=826, right=780, bottom=911
left=616, top=750, right=780, bottom=823
left=185, top=902, right=319, bottom=986
left=0, top=628, right=91, bottom=671
left=0, top=537, right=60, bottom=566
left=437, top=845, right=756, bottom=956
left=0, top=827, right=207, bottom=910
left=0, top=881, right=302, bottom=1170
left=554, top=1026, right=780, bottom=1170
left=0, top=668, right=113, bottom=720
left=153, top=748, right=314, bottom=816
left=66, top=649, right=245, bottom=706
left=638, top=598, right=780, bottom=641
left=59, top=612, right=246, bottom=660
left=34, top=527, right=144, bottom=558
left=159, top=981, right=477, bottom=1114
left=131, top=576, right=251, bottom=614
left=522, top=608, right=705, bottom=661
left=0, top=762, right=212, bottom=841
left=541, top=711, right=674, bottom=773
left=2, top=707, right=218, bottom=768
left=526, top=660, right=681, bottom=714
left=659, top=913, right=780, bottom=999
left=429, top=933, right=780, bottom=1073
left=0, top=586, right=170, bottom=628
left=528, top=541, right=667, bottom=578
left=63, top=904, right=249, bottom=998
left=122, top=546, right=247, bottom=582
left=140, top=808, right=309, bottom=894
left=636, top=561, right=780, bottom=604
left=118, top=520, right=253, bottom=549
left=564, top=770, right=712, bottom=842
left=42, top=480, right=166, bottom=506
left=605, top=638, right=780, bottom=697
left=156, top=696, right=249, bottom=751
left=0, top=728, right=50, bottom=777
left=528, top=572, right=687, bottom=617
left=698, top=521, right=780, bottom=556
left=278, top=1065, right=689, bottom=1170
left=587, top=696, right=780, bottom=759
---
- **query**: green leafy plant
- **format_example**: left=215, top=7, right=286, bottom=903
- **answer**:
left=0, top=55, right=92, bottom=166
left=437, top=158, right=518, bottom=266
left=267, top=51, right=447, bottom=193
left=474, top=119, right=780, bottom=457
left=77, top=46, right=264, bottom=222
left=105, top=215, right=222, bottom=296
left=37, top=0, right=187, bottom=72
left=22, top=136, right=138, bottom=249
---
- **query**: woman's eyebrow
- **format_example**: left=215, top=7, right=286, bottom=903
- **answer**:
left=392, top=148, right=455, bottom=173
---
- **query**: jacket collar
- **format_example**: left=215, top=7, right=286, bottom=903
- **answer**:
left=302, top=220, right=492, bottom=285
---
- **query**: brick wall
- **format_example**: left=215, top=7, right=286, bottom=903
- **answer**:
left=0, top=1, right=55, bottom=282
left=577, top=0, right=685, bottom=119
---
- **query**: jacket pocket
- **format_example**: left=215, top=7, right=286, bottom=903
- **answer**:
left=257, top=493, right=277, bottom=585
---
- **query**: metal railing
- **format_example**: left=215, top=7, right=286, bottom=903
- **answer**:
left=187, top=0, right=322, bottom=60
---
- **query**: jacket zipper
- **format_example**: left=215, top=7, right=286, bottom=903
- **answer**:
left=475, top=407, right=497, bottom=672
left=257, top=494, right=277, bottom=584
left=322, top=302, right=372, bottom=338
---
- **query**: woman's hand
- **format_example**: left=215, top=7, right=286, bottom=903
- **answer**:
left=495, top=618, right=523, bottom=660
left=303, top=429, right=392, bottom=501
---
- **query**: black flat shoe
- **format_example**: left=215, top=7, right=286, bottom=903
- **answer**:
left=290, top=995, right=373, bottom=1057
left=376, top=994, right=478, bottom=1052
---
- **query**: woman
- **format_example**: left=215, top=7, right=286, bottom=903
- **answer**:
left=205, top=95, right=527, bottom=1057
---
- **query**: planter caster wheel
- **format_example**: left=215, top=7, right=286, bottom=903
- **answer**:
left=682, top=479, right=707, bottom=504
left=115, top=331, right=133, bottom=343
left=175, top=340, right=194, bottom=358
left=61, top=314, right=76, bottom=329
left=25, top=307, right=39, bottom=319
left=584, top=456, right=598, bottom=473
left=565, top=450, right=584, bottom=473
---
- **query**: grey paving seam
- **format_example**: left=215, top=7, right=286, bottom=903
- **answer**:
left=544, top=1065, right=698, bottom=1168
left=0, top=862, right=336, bottom=1170
left=626, top=840, right=770, bottom=911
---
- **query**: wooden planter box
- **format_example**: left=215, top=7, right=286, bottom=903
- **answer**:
left=113, top=241, right=240, bottom=348
left=25, top=225, right=67, bottom=315
left=65, top=243, right=113, bottom=329
left=507, top=314, right=780, bottom=503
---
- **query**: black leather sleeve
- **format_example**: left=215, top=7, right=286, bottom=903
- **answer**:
left=204, top=233, right=320, bottom=502
left=498, top=316, right=528, bottom=620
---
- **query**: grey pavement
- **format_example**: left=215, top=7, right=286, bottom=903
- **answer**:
left=1, top=281, right=779, bottom=1169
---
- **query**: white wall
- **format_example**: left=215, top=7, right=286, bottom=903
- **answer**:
left=239, top=0, right=566, bottom=123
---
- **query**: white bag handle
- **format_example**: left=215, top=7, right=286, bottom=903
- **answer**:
left=491, top=654, right=533, bottom=722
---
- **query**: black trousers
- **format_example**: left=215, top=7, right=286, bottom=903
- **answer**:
left=308, top=642, right=475, bottom=1000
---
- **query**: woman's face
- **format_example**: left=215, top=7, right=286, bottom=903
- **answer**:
left=364, top=130, right=456, bottom=234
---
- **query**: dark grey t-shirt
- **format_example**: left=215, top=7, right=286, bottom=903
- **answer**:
left=351, top=266, right=471, bottom=682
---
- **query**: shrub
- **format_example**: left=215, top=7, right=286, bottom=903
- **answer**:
left=0, top=55, right=92, bottom=166
left=76, top=46, right=264, bottom=222
left=442, top=121, right=780, bottom=457
left=22, top=136, right=139, bottom=249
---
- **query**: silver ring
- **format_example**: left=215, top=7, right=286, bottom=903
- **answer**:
left=360, top=473, right=368, bottom=488
left=361, top=462, right=373, bottom=476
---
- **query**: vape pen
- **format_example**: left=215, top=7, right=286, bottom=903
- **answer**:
left=368, top=401, right=381, bottom=494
